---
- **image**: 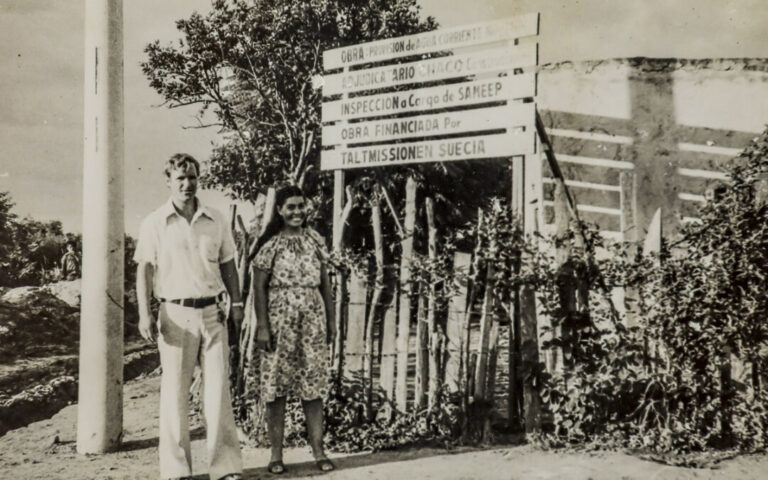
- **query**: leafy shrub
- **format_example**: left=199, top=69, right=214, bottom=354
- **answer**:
left=535, top=131, right=768, bottom=455
left=324, top=376, right=462, bottom=452
left=231, top=371, right=461, bottom=452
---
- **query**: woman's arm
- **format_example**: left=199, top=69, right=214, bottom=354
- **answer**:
left=253, top=267, right=273, bottom=351
left=319, top=263, right=336, bottom=344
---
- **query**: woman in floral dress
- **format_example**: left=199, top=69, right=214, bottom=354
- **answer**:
left=251, top=185, right=337, bottom=474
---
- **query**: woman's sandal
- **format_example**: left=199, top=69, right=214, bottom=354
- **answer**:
left=267, top=460, right=286, bottom=475
left=315, top=458, right=336, bottom=472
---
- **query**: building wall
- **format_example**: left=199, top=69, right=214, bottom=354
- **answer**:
left=536, top=58, right=768, bottom=243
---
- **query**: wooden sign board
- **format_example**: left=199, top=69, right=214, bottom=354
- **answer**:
left=323, top=13, right=540, bottom=70
left=320, top=13, right=539, bottom=171
left=322, top=44, right=537, bottom=96
left=322, top=74, right=536, bottom=122
left=321, top=131, right=535, bottom=170
left=323, top=103, right=534, bottom=145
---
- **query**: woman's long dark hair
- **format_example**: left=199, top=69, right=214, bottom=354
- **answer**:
left=250, top=185, right=306, bottom=261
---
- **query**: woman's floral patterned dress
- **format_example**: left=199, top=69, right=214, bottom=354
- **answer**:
left=253, top=228, right=330, bottom=403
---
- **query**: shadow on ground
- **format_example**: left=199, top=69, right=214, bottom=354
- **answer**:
left=119, top=426, right=205, bottom=453
left=236, top=446, right=509, bottom=480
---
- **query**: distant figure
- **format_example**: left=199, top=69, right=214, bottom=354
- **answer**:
left=60, top=241, right=80, bottom=281
left=134, top=153, right=243, bottom=480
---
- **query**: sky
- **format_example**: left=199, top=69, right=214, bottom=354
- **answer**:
left=0, top=0, right=766, bottom=236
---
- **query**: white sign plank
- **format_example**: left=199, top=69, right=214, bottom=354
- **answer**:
left=323, top=13, right=539, bottom=70
left=321, top=132, right=535, bottom=170
left=323, top=103, right=534, bottom=145
left=321, top=44, right=537, bottom=96
left=322, top=74, right=535, bottom=122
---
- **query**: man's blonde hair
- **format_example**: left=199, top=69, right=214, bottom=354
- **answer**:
left=164, top=153, right=200, bottom=178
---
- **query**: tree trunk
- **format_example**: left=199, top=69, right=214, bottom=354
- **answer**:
left=395, top=176, right=417, bottom=412
left=553, top=180, right=574, bottom=370
left=344, top=271, right=367, bottom=377
left=474, top=264, right=496, bottom=403
left=462, top=210, right=484, bottom=398
left=415, top=286, right=428, bottom=410
left=483, top=321, right=501, bottom=442
left=425, top=197, right=441, bottom=410
left=379, top=296, right=398, bottom=402
left=521, top=283, right=541, bottom=435
left=508, top=279, right=522, bottom=428
left=364, top=198, right=384, bottom=420
left=332, top=185, right=354, bottom=388
left=445, top=252, right=471, bottom=394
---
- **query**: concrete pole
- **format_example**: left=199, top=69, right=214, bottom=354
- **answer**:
left=77, top=0, right=124, bottom=454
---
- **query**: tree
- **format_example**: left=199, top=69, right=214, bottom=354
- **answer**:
left=0, top=192, right=17, bottom=285
left=0, top=192, right=15, bottom=250
left=143, top=0, right=513, bottom=256
left=142, top=0, right=438, bottom=198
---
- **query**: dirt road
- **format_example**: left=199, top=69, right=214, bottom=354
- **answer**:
left=1, top=373, right=767, bottom=480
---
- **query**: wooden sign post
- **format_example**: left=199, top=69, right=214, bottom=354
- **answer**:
left=78, top=0, right=125, bottom=454
left=319, top=13, right=541, bottom=416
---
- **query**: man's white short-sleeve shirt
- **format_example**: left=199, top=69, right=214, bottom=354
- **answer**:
left=133, top=198, right=236, bottom=299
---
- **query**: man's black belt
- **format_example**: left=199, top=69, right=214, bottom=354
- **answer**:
left=158, top=292, right=226, bottom=309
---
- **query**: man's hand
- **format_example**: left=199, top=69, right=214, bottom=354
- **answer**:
left=138, top=314, right=156, bottom=343
left=255, top=325, right=274, bottom=352
left=230, top=305, right=244, bottom=325
left=230, top=305, right=244, bottom=338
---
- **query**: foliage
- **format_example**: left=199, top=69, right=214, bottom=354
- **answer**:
left=228, top=127, right=768, bottom=455
left=534, top=131, right=768, bottom=455
left=142, top=0, right=437, bottom=197
left=324, top=378, right=461, bottom=452
left=232, top=372, right=461, bottom=452
left=142, top=1, right=511, bottom=252
left=0, top=191, right=138, bottom=303
left=0, top=193, right=71, bottom=287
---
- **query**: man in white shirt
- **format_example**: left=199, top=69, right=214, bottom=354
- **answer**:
left=134, top=153, right=243, bottom=480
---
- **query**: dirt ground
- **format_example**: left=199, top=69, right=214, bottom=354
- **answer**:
left=1, top=374, right=767, bottom=480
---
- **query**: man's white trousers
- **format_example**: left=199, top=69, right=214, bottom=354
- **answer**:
left=157, top=302, right=242, bottom=480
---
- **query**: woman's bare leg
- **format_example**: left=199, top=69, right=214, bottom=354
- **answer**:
left=301, top=398, right=327, bottom=459
left=266, top=396, right=287, bottom=464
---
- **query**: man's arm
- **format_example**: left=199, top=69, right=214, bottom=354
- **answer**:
left=219, top=259, right=244, bottom=327
left=136, top=261, right=155, bottom=342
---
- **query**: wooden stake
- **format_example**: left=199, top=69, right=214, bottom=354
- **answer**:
left=462, top=209, right=484, bottom=400
left=365, top=195, right=384, bottom=419
left=395, top=176, right=417, bottom=412
left=445, top=252, right=470, bottom=393
left=520, top=282, right=541, bottom=434
left=474, top=263, right=496, bottom=402
left=331, top=185, right=353, bottom=382
left=483, top=321, right=501, bottom=442
left=344, top=271, right=367, bottom=376
left=415, top=287, right=428, bottom=410
left=553, top=180, right=573, bottom=371
left=425, top=197, right=440, bottom=409
left=379, top=296, right=398, bottom=401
